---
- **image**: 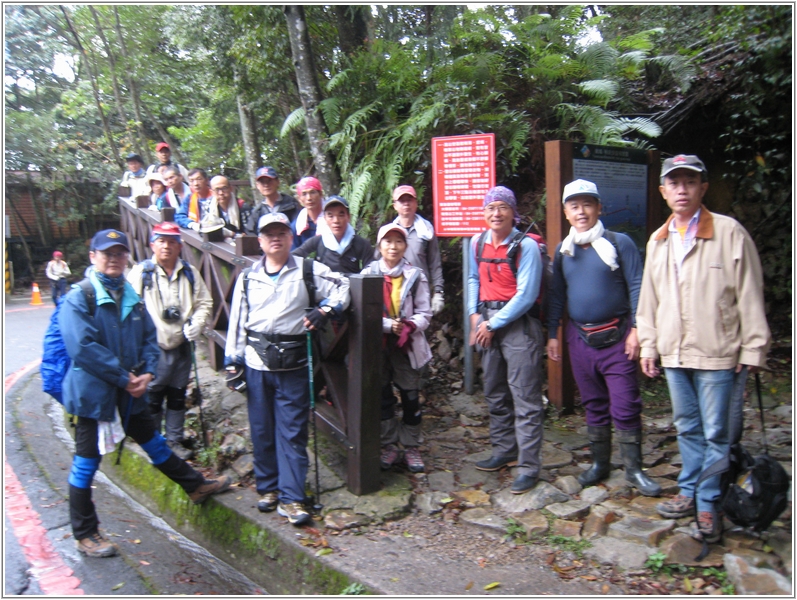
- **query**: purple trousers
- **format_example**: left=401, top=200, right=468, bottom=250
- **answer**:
left=565, top=321, right=642, bottom=430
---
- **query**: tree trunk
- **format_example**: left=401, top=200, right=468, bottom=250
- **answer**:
left=140, top=101, right=188, bottom=166
left=60, top=7, right=123, bottom=170
left=334, top=6, right=371, bottom=57
left=284, top=5, right=340, bottom=194
left=113, top=7, right=151, bottom=165
left=233, top=66, right=262, bottom=201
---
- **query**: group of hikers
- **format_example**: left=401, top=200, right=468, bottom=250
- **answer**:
left=53, top=149, right=770, bottom=560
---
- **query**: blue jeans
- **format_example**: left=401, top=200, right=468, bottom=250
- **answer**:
left=664, top=367, right=735, bottom=512
left=245, top=365, right=310, bottom=504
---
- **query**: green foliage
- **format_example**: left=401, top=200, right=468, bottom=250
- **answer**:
left=546, top=535, right=592, bottom=557
left=340, top=582, right=367, bottom=595
left=644, top=551, right=688, bottom=575
left=503, top=517, right=527, bottom=541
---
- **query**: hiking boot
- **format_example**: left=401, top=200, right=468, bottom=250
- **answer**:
left=510, top=474, right=539, bottom=495
left=167, top=440, right=194, bottom=461
left=474, top=455, right=518, bottom=472
left=257, top=491, right=279, bottom=513
left=188, top=475, right=231, bottom=505
left=380, top=444, right=400, bottom=470
left=404, top=447, right=425, bottom=473
left=277, top=502, right=312, bottom=526
left=76, top=532, right=118, bottom=558
left=657, top=494, right=696, bottom=519
left=692, top=510, right=722, bottom=544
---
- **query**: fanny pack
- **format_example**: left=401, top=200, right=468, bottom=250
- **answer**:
left=574, top=315, right=627, bottom=349
left=246, top=330, right=307, bottom=371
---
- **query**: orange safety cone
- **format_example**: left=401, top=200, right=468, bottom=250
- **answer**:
left=30, top=282, right=44, bottom=306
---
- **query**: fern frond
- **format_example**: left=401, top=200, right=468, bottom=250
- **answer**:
left=577, top=79, right=620, bottom=107
left=280, top=107, right=305, bottom=138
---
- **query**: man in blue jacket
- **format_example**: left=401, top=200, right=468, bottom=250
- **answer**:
left=60, top=229, right=230, bottom=559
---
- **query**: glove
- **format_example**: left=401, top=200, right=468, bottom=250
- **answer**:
left=188, top=221, right=201, bottom=231
left=431, top=292, right=445, bottom=315
left=183, top=320, right=203, bottom=342
left=225, top=365, right=247, bottom=393
left=305, top=307, right=330, bottom=331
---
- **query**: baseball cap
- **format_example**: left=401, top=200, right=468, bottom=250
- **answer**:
left=392, top=185, right=417, bottom=202
left=257, top=212, right=292, bottom=232
left=91, top=229, right=130, bottom=252
left=155, top=142, right=170, bottom=152
left=200, top=215, right=225, bottom=234
left=323, top=195, right=349, bottom=211
left=150, top=222, right=182, bottom=243
left=376, top=223, right=407, bottom=245
left=126, top=153, right=143, bottom=163
left=661, top=154, right=707, bottom=178
left=256, top=166, right=279, bottom=180
left=562, top=179, right=601, bottom=204
left=53, top=251, right=63, bottom=259
left=296, top=176, right=322, bottom=194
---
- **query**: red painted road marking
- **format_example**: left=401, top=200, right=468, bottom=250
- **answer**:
left=6, top=305, right=53, bottom=313
left=5, top=359, right=41, bottom=391
left=5, top=359, right=85, bottom=595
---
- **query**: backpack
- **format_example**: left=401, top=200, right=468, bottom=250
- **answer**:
left=693, top=374, right=789, bottom=557
left=41, top=279, right=96, bottom=404
left=476, top=227, right=552, bottom=320
left=139, top=258, right=195, bottom=295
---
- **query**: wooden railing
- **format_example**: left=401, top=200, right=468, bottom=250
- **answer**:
left=119, top=200, right=382, bottom=495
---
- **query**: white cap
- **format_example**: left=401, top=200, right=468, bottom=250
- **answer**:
left=562, top=179, right=601, bottom=204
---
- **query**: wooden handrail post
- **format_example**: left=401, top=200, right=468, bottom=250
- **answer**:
left=345, top=274, right=382, bottom=495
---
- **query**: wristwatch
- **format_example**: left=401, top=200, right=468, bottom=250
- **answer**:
left=485, top=322, right=493, bottom=332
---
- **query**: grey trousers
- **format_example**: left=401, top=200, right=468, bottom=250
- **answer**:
left=478, top=311, right=544, bottom=477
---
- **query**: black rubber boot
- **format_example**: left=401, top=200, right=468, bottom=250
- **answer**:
left=578, top=425, right=612, bottom=487
left=617, top=429, right=662, bottom=497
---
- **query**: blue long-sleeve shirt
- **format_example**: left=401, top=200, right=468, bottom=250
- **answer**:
left=546, top=231, right=642, bottom=338
left=467, top=229, right=542, bottom=330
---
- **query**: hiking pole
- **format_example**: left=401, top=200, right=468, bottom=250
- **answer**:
left=116, top=360, right=145, bottom=466
left=190, top=341, right=209, bottom=448
left=305, top=327, right=323, bottom=513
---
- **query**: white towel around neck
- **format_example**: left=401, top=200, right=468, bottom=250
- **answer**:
left=559, top=220, right=619, bottom=271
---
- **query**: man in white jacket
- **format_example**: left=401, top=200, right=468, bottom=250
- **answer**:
left=225, top=213, right=350, bottom=526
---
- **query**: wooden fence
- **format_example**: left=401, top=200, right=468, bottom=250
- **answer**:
left=119, top=200, right=382, bottom=495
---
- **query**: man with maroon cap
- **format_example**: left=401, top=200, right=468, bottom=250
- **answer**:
left=291, top=176, right=326, bottom=248
left=146, top=142, right=188, bottom=180
left=391, top=185, right=445, bottom=314
left=127, top=222, right=212, bottom=460
left=637, top=154, right=771, bottom=543
left=467, top=186, right=544, bottom=495
left=244, top=166, right=300, bottom=235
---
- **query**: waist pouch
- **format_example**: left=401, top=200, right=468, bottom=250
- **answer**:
left=574, top=315, right=627, bottom=349
left=246, top=331, right=307, bottom=370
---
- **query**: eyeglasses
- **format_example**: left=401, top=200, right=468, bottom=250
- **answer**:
left=99, top=250, right=129, bottom=260
left=484, top=203, right=512, bottom=214
left=212, top=186, right=231, bottom=192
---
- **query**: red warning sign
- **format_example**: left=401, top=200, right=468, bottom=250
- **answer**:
left=432, top=133, right=496, bottom=237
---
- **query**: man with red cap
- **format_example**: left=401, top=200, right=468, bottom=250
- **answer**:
left=46, top=250, right=71, bottom=304
left=146, top=142, right=188, bottom=180
left=244, top=166, right=300, bottom=235
left=391, top=185, right=445, bottom=314
left=291, top=176, right=327, bottom=249
left=127, top=222, right=212, bottom=459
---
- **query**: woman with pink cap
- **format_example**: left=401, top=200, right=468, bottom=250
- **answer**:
left=46, top=250, right=71, bottom=304
left=362, top=223, right=433, bottom=473
left=291, top=176, right=327, bottom=249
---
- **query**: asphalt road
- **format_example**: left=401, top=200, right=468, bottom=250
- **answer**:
left=4, top=294, right=264, bottom=595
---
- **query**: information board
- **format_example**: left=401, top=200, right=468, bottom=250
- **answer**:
left=572, top=144, right=648, bottom=249
left=431, top=133, right=496, bottom=237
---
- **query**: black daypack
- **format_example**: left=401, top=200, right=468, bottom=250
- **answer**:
left=693, top=374, right=789, bottom=558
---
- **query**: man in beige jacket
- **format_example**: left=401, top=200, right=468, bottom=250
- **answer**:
left=127, top=222, right=213, bottom=459
left=636, top=154, right=771, bottom=544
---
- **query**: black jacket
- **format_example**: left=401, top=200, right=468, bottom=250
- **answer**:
left=244, top=193, right=300, bottom=235
left=293, top=234, right=374, bottom=275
